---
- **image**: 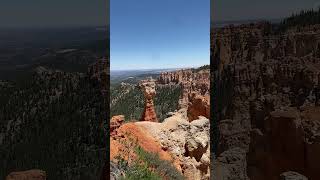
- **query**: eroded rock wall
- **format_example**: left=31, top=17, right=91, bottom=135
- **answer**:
left=212, top=22, right=320, bottom=179
left=158, top=69, right=210, bottom=121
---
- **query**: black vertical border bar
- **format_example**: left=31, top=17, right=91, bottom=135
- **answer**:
left=101, top=0, right=110, bottom=179
left=210, top=0, right=220, bottom=178
left=210, top=0, right=214, bottom=177
left=106, top=0, right=110, bottom=165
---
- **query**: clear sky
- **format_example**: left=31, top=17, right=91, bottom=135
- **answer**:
left=212, top=0, right=320, bottom=22
left=0, top=0, right=108, bottom=28
left=110, top=0, right=210, bottom=70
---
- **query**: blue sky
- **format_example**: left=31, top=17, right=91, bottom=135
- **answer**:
left=212, top=0, right=320, bottom=22
left=110, top=0, right=210, bottom=70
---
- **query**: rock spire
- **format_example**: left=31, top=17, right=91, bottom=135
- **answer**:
left=139, top=77, right=158, bottom=122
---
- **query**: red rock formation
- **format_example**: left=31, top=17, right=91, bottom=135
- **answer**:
left=6, top=170, right=46, bottom=180
left=158, top=69, right=210, bottom=98
left=187, top=92, right=210, bottom=121
left=109, top=112, right=210, bottom=180
left=110, top=122, right=175, bottom=163
left=139, top=78, right=158, bottom=122
left=109, top=122, right=180, bottom=180
left=110, top=115, right=125, bottom=136
left=158, top=68, right=210, bottom=121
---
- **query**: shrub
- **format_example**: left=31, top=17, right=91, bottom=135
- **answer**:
left=120, top=163, right=162, bottom=180
left=136, top=147, right=184, bottom=180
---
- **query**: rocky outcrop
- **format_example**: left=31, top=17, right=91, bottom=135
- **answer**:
left=137, top=109, right=210, bottom=180
left=159, top=69, right=210, bottom=99
left=110, top=109, right=210, bottom=180
left=6, top=170, right=46, bottom=180
left=110, top=121, right=173, bottom=163
left=109, top=67, right=210, bottom=179
left=212, top=22, right=320, bottom=179
left=109, top=117, right=180, bottom=180
left=158, top=68, right=210, bottom=121
left=212, top=147, right=248, bottom=180
left=187, top=92, right=210, bottom=121
left=247, top=107, right=320, bottom=180
left=88, top=57, right=109, bottom=95
left=280, top=171, right=308, bottom=180
left=88, top=58, right=109, bottom=80
left=110, top=115, right=124, bottom=136
left=139, top=78, right=158, bottom=122
left=248, top=108, right=304, bottom=180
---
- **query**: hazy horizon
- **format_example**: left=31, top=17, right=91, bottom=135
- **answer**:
left=110, top=0, right=210, bottom=71
left=110, top=64, right=209, bottom=71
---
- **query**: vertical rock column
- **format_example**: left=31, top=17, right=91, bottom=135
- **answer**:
left=139, top=78, right=158, bottom=122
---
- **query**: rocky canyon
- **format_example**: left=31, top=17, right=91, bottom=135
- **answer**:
left=212, top=20, right=320, bottom=179
left=158, top=68, right=210, bottom=121
left=110, top=66, right=210, bottom=180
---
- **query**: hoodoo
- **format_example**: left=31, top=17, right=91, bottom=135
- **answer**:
left=139, top=78, right=158, bottom=122
left=109, top=67, right=211, bottom=180
left=158, top=68, right=210, bottom=121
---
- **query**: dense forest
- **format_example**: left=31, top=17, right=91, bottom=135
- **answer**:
left=276, top=8, right=320, bottom=32
left=192, top=65, right=210, bottom=73
left=0, top=68, right=106, bottom=179
left=110, top=82, right=181, bottom=122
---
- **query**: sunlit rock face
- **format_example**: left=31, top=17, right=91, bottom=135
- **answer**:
left=139, top=78, right=158, bottom=122
left=109, top=67, right=211, bottom=179
left=158, top=68, right=210, bottom=121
